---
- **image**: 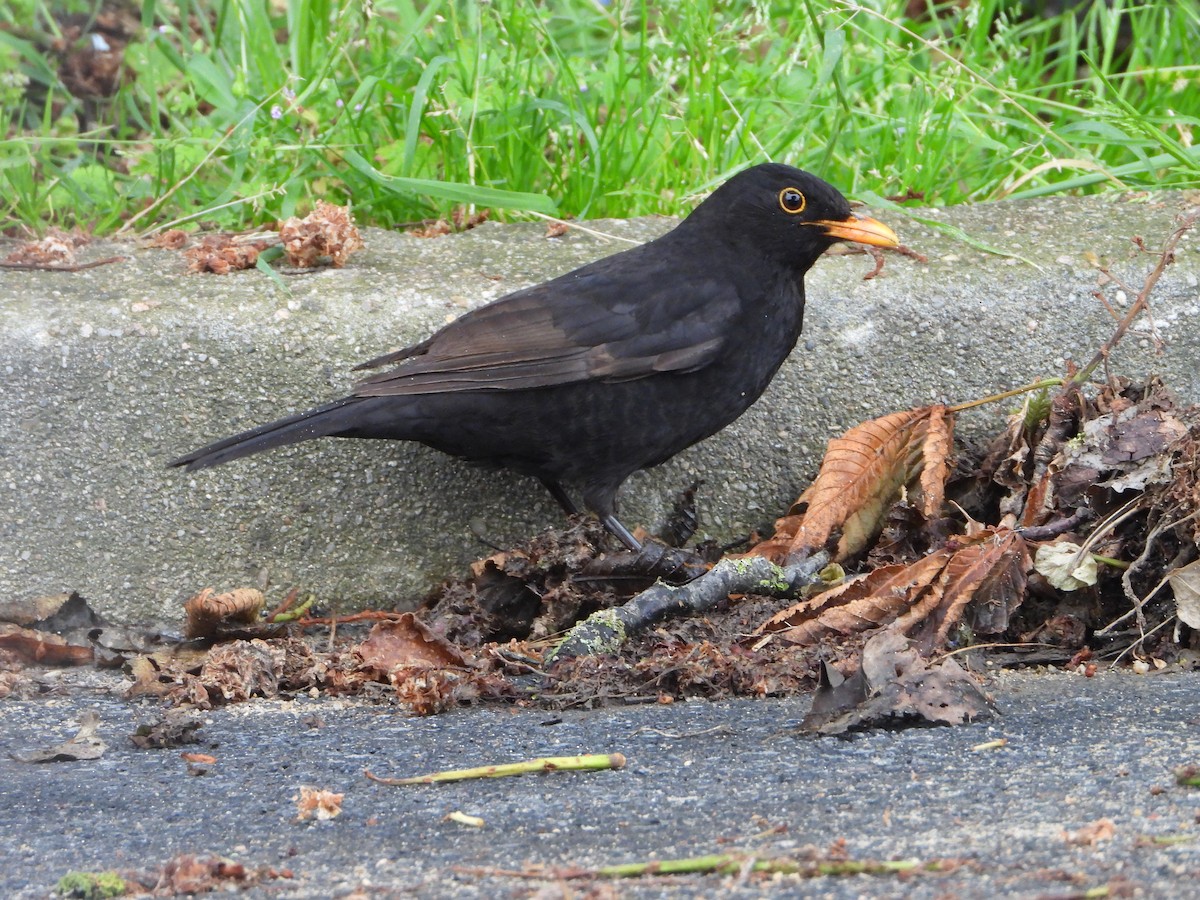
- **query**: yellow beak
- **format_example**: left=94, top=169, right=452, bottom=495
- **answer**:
left=814, top=215, right=899, bottom=248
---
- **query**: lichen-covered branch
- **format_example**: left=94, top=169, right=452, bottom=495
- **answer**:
left=546, top=552, right=830, bottom=664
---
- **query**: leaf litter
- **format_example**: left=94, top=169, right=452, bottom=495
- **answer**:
left=6, top=212, right=1200, bottom=735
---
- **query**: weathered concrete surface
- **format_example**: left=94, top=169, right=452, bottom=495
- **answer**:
left=2, top=192, right=1198, bottom=621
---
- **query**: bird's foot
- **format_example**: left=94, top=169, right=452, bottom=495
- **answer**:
left=601, top=514, right=642, bottom=552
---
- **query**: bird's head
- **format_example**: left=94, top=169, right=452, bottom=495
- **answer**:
left=683, top=163, right=898, bottom=272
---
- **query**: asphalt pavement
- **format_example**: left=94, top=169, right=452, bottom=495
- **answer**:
left=2, top=667, right=1198, bottom=898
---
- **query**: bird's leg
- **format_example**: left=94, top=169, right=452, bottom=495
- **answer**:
left=584, top=483, right=642, bottom=550
left=601, top=514, right=642, bottom=552
left=539, top=478, right=579, bottom=515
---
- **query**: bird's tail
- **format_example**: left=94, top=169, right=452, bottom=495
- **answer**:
left=169, top=396, right=369, bottom=471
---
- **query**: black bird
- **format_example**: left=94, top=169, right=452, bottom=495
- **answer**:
left=170, top=163, right=898, bottom=549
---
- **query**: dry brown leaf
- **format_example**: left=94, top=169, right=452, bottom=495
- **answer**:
left=392, top=667, right=483, bottom=715
left=295, top=786, right=344, bottom=821
left=354, top=614, right=481, bottom=714
left=147, top=634, right=326, bottom=704
left=124, top=645, right=209, bottom=702
left=146, top=228, right=189, bottom=249
left=126, top=655, right=173, bottom=699
left=279, top=200, right=363, bottom=267
left=754, top=527, right=1030, bottom=652
left=1057, top=404, right=1190, bottom=503
left=1170, top=431, right=1200, bottom=516
left=155, top=854, right=258, bottom=893
left=129, top=711, right=204, bottom=749
left=1033, top=541, right=1099, bottom=591
left=1168, top=559, right=1200, bottom=628
left=906, top=528, right=1031, bottom=650
left=0, top=592, right=84, bottom=626
left=753, top=552, right=951, bottom=645
left=452, top=207, right=490, bottom=231
left=198, top=639, right=287, bottom=703
left=12, top=711, right=107, bottom=763
left=1019, top=470, right=1054, bottom=528
left=183, top=587, right=265, bottom=639
left=802, top=629, right=994, bottom=734
left=0, top=622, right=94, bottom=666
left=184, top=233, right=275, bottom=273
left=750, top=405, right=955, bottom=563
left=470, top=549, right=519, bottom=580
left=408, top=218, right=452, bottom=238
left=919, top=404, right=953, bottom=518
left=1100, top=408, right=1188, bottom=465
left=959, top=532, right=1032, bottom=636
left=1062, top=818, right=1116, bottom=846
left=3, top=232, right=77, bottom=266
left=409, top=207, right=490, bottom=238
left=976, top=401, right=1037, bottom=526
left=354, top=613, right=471, bottom=677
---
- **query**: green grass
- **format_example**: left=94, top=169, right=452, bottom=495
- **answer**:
left=2, top=0, right=1199, bottom=234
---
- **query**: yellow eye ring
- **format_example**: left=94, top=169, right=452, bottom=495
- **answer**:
left=778, top=187, right=806, bottom=214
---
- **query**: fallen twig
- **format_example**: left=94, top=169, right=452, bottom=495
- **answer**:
left=546, top=552, right=830, bottom=664
left=444, top=811, right=485, bottom=827
left=458, top=853, right=955, bottom=880
left=0, top=255, right=128, bottom=271
left=593, top=854, right=932, bottom=879
left=1016, top=509, right=1094, bottom=541
left=297, top=610, right=408, bottom=627
left=364, top=753, right=625, bottom=785
left=970, top=738, right=1009, bottom=752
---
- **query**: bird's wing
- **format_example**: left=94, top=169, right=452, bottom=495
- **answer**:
left=353, top=264, right=740, bottom=396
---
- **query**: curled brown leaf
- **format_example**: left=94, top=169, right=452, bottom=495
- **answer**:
left=750, top=405, right=955, bottom=564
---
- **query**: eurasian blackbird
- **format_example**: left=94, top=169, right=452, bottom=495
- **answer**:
left=171, top=163, right=898, bottom=549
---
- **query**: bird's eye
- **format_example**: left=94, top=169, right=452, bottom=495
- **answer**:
left=778, top=188, right=806, bottom=214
